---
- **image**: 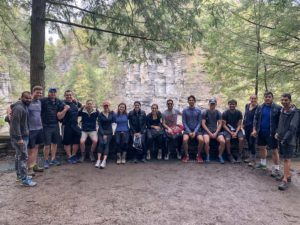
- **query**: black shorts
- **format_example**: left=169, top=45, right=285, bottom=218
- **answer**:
left=279, top=144, right=295, bottom=159
left=257, top=132, right=278, bottom=149
left=62, top=125, right=81, bottom=145
left=28, top=129, right=44, bottom=149
left=43, top=125, right=61, bottom=145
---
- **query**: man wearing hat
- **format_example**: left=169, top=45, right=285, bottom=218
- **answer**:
left=201, top=98, right=225, bottom=164
left=40, top=88, right=66, bottom=169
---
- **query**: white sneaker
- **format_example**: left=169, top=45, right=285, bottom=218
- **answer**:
left=157, top=149, right=162, bottom=160
left=100, top=160, right=106, bottom=169
left=95, top=160, right=101, bottom=168
left=164, top=153, right=169, bottom=161
left=146, top=150, right=151, bottom=160
left=176, top=151, right=182, bottom=160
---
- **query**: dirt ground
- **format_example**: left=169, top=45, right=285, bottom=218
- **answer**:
left=0, top=160, right=300, bottom=225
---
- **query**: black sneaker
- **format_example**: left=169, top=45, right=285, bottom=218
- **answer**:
left=228, top=154, right=235, bottom=163
left=235, top=155, right=242, bottom=163
left=278, top=181, right=288, bottom=191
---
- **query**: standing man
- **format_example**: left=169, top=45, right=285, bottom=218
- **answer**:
left=201, top=98, right=225, bottom=164
left=252, top=91, right=281, bottom=178
left=58, top=90, right=82, bottom=164
left=222, top=99, right=244, bottom=163
left=275, top=93, right=299, bottom=190
left=10, top=91, right=36, bottom=186
left=78, top=100, right=99, bottom=162
left=128, top=101, right=147, bottom=163
left=243, top=94, right=258, bottom=166
left=27, top=86, right=44, bottom=176
left=182, top=95, right=203, bottom=163
left=162, top=99, right=183, bottom=160
left=41, top=88, right=65, bottom=169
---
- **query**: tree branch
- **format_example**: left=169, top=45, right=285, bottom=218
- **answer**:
left=44, top=17, right=165, bottom=41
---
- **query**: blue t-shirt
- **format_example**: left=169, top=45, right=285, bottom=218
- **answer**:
left=260, top=105, right=271, bottom=134
left=115, top=114, right=129, bottom=132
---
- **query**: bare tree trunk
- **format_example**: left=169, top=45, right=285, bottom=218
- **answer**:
left=254, top=0, right=262, bottom=96
left=30, top=0, right=46, bottom=90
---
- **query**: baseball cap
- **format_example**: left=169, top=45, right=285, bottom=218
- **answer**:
left=48, top=88, right=57, bottom=93
left=209, top=98, right=217, bottom=104
left=102, top=101, right=110, bottom=106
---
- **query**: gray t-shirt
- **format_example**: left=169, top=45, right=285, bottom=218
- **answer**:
left=202, top=109, right=222, bottom=132
left=162, top=109, right=180, bottom=127
left=28, top=99, right=43, bottom=131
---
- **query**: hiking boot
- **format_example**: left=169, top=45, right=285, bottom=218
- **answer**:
left=121, top=152, right=126, bottom=164
left=44, top=160, right=50, bottom=169
left=146, top=150, right=151, bottom=160
left=196, top=154, right=204, bottom=163
left=50, top=159, right=61, bottom=166
left=27, top=168, right=35, bottom=177
left=95, top=160, right=101, bottom=168
left=176, top=150, right=182, bottom=160
left=116, top=153, right=121, bottom=165
left=89, top=151, right=95, bottom=162
left=228, top=154, right=235, bottom=163
left=100, top=160, right=106, bottom=169
left=255, top=163, right=267, bottom=170
left=182, top=155, right=189, bottom=163
left=235, top=155, right=242, bottom=163
left=157, top=149, right=162, bottom=160
left=33, top=164, right=44, bottom=172
left=164, top=152, right=170, bottom=161
left=22, top=178, right=37, bottom=187
left=219, top=155, right=225, bottom=164
left=278, top=181, right=288, bottom=191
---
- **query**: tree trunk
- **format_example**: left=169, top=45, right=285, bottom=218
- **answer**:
left=30, top=0, right=46, bottom=90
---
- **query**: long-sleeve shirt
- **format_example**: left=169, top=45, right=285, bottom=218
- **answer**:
left=98, top=111, right=115, bottom=135
left=182, top=107, right=202, bottom=133
left=114, top=113, right=129, bottom=132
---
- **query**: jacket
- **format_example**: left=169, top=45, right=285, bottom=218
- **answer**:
left=128, top=109, right=147, bottom=134
left=9, top=101, right=29, bottom=140
left=253, top=102, right=281, bottom=135
left=276, top=106, right=299, bottom=146
left=78, top=108, right=99, bottom=132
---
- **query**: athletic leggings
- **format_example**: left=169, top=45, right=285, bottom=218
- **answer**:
left=245, top=128, right=256, bottom=156
left=97, top=134, right=112, bottom=155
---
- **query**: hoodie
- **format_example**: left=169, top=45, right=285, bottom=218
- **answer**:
left=9, top=101, right=29, bottom=140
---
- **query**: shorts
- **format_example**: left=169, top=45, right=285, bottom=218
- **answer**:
left=183, top=131, right=202, bottom=138
left=62, top=125, right=81, bottom=145
left=28, top=129, right=44, bottom=149
left=223, top=130, right=244, bottom=140
left=43, top=125, right=61, bottom=145
left=257, top=132, right=278, bottom=149
left=202, top=130, right=224, bottom=137
left=81, top=131, right=98, bottom=142
left=279, top=144, right=295, bottom=159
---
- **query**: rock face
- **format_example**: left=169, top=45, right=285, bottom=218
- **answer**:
left=117, top=51, right=216, bottom=112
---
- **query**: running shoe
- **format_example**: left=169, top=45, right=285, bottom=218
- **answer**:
left=50, top=158, right=61, bottom=166
left=22, top=178, right=37, bottom=187
left=95, top=160, right=101, bottom=168
left=100, top=160, right=106, bottom=169
left=44, top=160, right=50, bottom=169
left=182, top=155, right=189, bottom=163
left=278, top=181, right=288, bottom=191
left=219, top=155, right=225, bottom=164
left=157, top=149, right=162, bottom=160
left=33, top=164, right=44, bottom=172
left=196, top=154, right=204, bottom=163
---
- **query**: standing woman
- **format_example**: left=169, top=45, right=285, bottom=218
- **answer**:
left=146, top=104, right=164, bottom=160
left=95, top=101, right=115, bottom=169
left=243, top=94, right=258, bottom=166
left=114, top=103, right=130, bottom=164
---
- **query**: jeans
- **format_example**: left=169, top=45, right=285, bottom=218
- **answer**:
left=11, top=137, right=29, bottom=180
left=245, top=128, right=256, bottom=156
left=115, top=131, right=130, bottom=153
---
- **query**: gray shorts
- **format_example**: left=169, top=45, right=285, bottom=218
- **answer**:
left=223, top=130, right=244, bottom=140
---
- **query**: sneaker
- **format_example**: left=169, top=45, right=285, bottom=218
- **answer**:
left=133, top=158, right=138, bottom=163
left=67, top=157, right=77, bottom=164
left=255, top=163, right=267, bottom=170
left=235, top=155, right=242, bottom=163
left=219, top=155, right=225, bottom=164
left=44, top=160, right=50, bottom=169
left=89, top=151, right=96, bottom=162
left=95, top=160, right=101, bottom=168
left=146, top=150, right=151, bottom=160
left=100, top=160, right=106, bottom=169
left=27, top=168, right=35, bottom=177
left=176, top=150, right=182, bottom=160
left=22, top=178, right=37, bottom=187
left=271, top=169, right=282, bottom=179
left=116, top=153, right=121, bottom=165
left=33, top=164, right=44, bottom=172
left=278, top=181, right=288, bottom=191
left=182, top=155, right=189, bottom=163
left=196, top=154, right=204, bottom=163
left=16, top=175, right=33, bottom=182
left=157, top=149, right=162, bottom=160
left=244, top=157, right=251, bottom=163
left=228, top=154, right=236, bottom=164
left=140, top=157, right=146, bottom=163
left=121, top=152, right=126, bottom=164
left=205, top=155, right=210, bottom=163
left=50, top=159, right=61, bottom=166
left=248, top=160, right=256, bottom=167
left=79, top=154, right=85, bottom=163
left=164, top=153, right=170, bottom=161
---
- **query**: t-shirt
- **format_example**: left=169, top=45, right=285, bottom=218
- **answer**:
left=260, top=105, right=271, bottom=134
left=202, top=109, right=222, bottom=132
left=61, top=101, right=82, bottom=126
left=114, top=113, right=129, bottom=132
left=41, top=97, right=65, bottom=127
left=146, top=113, right=162, bottom=128
left=28, top=99, right=43, bottom=131
left=162, top=109, right=180, bottom=127
left=222, top=109, right=243, bottom=130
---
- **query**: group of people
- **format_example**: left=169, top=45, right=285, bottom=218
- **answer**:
left=8, top=86, right=299, bottom=191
